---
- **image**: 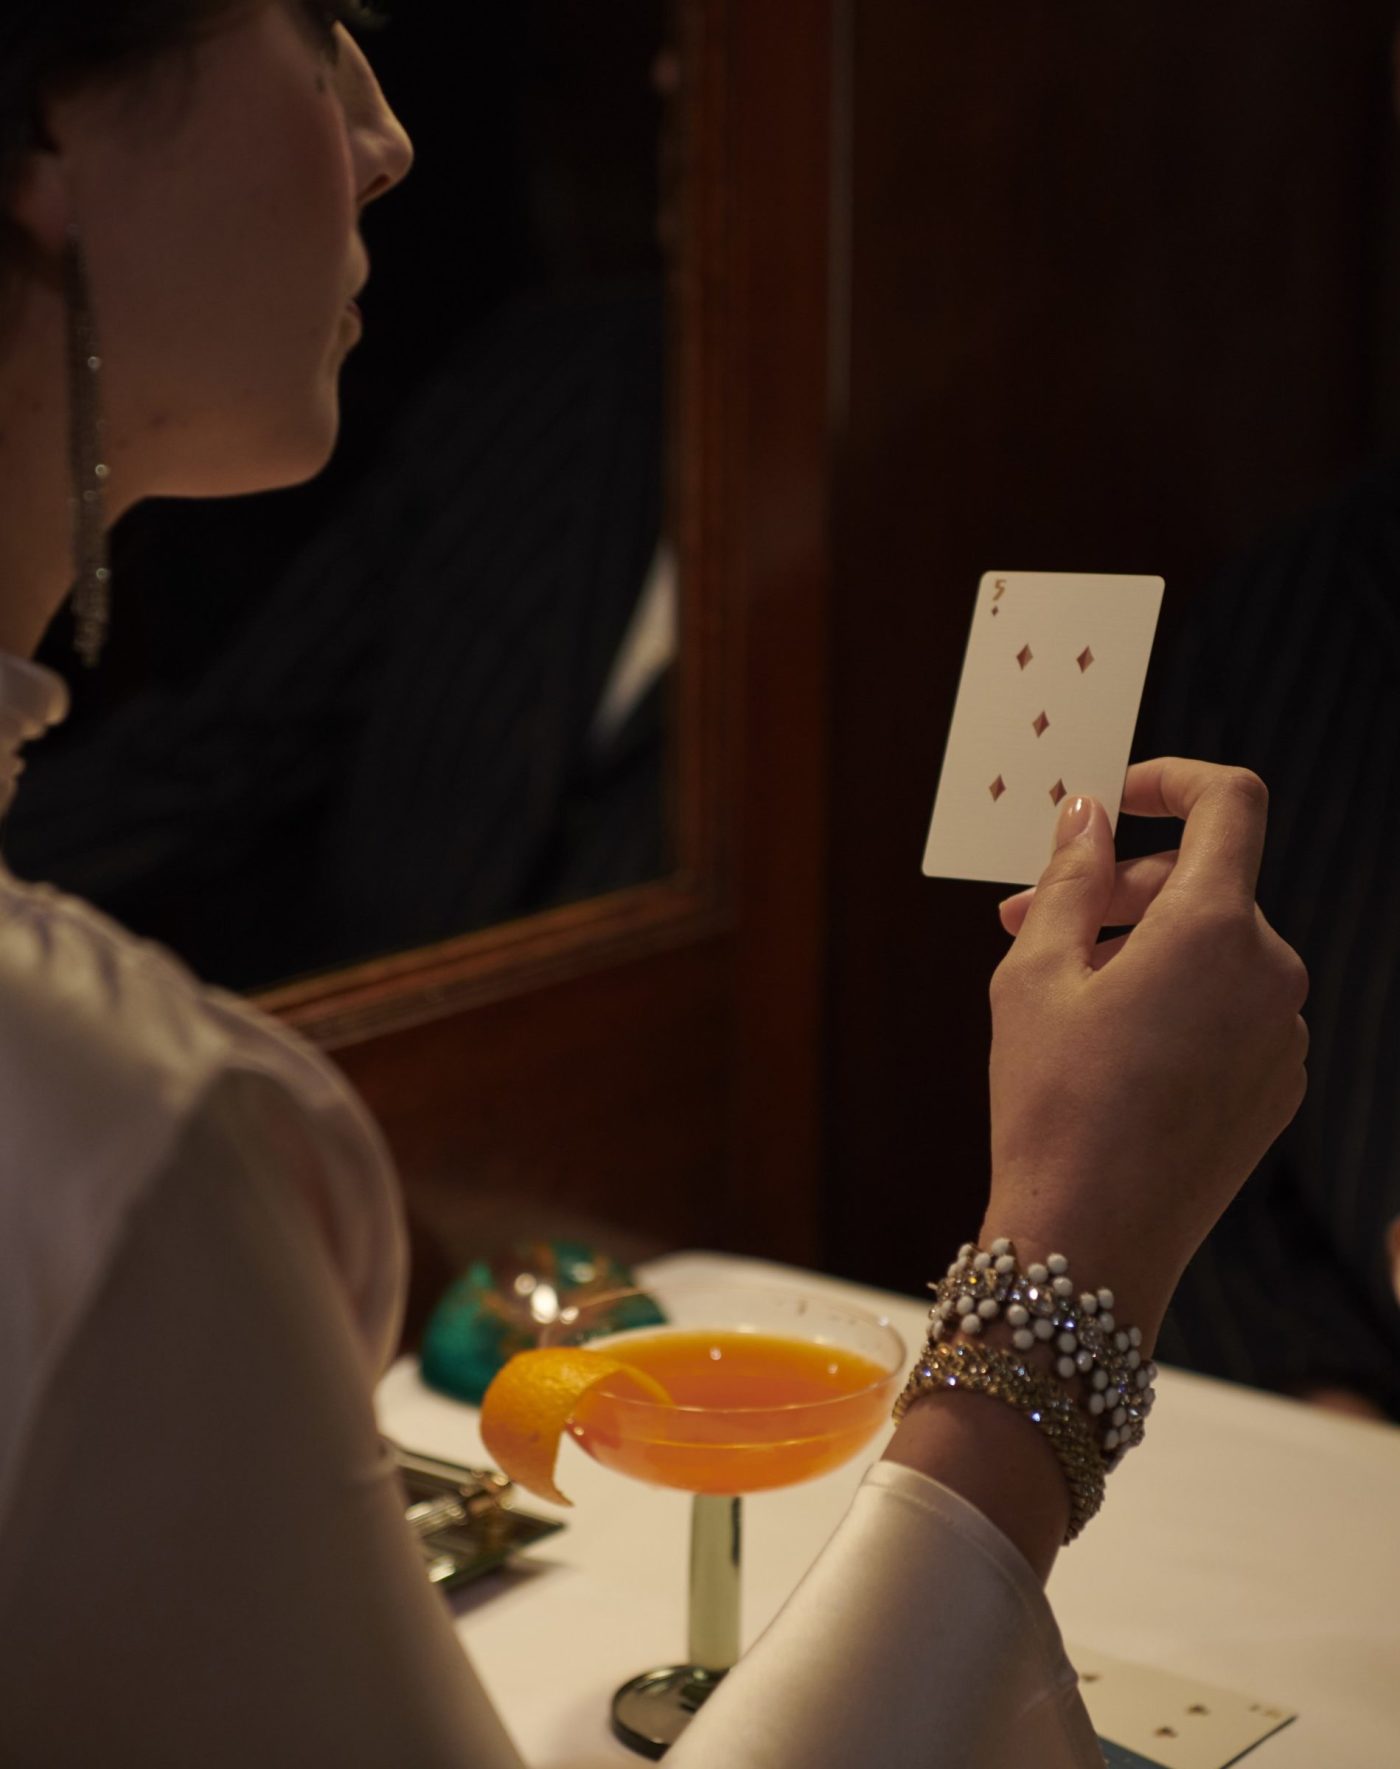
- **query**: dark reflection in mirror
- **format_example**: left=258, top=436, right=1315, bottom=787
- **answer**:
left=5, top=1, right=678, bottom=993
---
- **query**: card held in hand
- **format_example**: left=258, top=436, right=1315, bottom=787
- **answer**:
left=922, top=571, right=1165, bottom=887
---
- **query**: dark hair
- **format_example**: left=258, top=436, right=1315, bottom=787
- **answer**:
left=0, top=2, right=389, bottom=330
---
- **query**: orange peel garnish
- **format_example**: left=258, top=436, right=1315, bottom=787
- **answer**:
left=479, top=1346, right=672, bottom=1505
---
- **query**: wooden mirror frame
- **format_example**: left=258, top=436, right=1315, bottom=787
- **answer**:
left=253, top=0, right=735, bottom=1052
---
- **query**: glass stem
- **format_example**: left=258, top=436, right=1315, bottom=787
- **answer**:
left=687, top=1494, right=741, bottom=1671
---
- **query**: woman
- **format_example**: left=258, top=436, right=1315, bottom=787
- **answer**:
left=0, top=5, right=1309, bottom=1764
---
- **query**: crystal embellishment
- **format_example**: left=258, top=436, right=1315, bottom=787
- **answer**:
left=908, top=1235, right=1159, bottom=1487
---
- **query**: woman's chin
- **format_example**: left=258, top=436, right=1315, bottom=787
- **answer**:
left=147, top=426, right=341, bottom=500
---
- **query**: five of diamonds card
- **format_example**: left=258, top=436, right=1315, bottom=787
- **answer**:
left=922, top=571, right=1165, bottom=887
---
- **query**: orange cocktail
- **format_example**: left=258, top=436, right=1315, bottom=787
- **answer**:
left=569, top=1328, right=896, bottom=1493
left=542, top=1275, right=905, bottom=1758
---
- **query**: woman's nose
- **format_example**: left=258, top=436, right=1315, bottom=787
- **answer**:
left=346, top=45, right=415, bottom=209
left=359, top=105, right=414, bottom=209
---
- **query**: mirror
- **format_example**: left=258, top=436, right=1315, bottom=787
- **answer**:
left=5, top=0, right=682, bottom=996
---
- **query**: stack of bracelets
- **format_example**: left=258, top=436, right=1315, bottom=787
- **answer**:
left=891, top=1237, right=1158, bottom=1543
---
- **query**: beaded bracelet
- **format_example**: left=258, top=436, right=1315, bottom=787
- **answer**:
left=892, top=1237, right=1160, bottom=1543
left=892, top=1339, right=1106, bottom=1543
left=927, top=1237, right=1158, bottom=1472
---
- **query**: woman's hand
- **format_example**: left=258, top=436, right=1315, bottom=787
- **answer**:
left=982, top=758, right=1310, bottom=1347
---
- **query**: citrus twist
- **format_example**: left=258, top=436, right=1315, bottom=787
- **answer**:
left=478, top=1346, right=672, bottom=1505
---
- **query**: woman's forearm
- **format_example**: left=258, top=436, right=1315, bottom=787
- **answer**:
left=882, top=1383, right=1071, bottom=1583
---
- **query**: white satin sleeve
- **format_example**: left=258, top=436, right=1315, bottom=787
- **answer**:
left=0, top=1069, right=526, bottom=1769
left=668, top=1461, right=1103, bottom=1768
left=0, top=1062, right=1099, bottom=1767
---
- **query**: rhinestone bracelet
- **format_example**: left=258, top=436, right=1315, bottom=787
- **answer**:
left=927, top=1237, right=1158, bottom=1472
left=892, top=1339, right=1106, bottom=1543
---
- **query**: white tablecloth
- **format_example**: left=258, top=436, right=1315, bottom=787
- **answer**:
left=375, top=1250, right=1400, bottom=1768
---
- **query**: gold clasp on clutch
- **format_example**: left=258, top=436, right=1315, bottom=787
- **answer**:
left=387, top=1441, right=565, bottom=1591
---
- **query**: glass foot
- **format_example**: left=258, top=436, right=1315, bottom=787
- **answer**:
left=610, top=1665, right=728, bottom=1759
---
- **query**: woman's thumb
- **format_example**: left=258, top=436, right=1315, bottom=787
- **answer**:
left=1012, top=795, right=1115, bottom=962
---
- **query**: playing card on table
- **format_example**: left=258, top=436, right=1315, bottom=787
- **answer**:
left=1068, top=1642, right=1297, bottom=1769
left=922, top=571, right=1165, bottom=887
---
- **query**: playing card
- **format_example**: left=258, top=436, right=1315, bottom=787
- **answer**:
left=922, top=571, right=1165, bottom=886
left=1068, top=1642, right=1297, bottom=1769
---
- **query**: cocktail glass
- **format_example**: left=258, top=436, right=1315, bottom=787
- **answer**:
left=540, top=1273, right=905, bottom=1758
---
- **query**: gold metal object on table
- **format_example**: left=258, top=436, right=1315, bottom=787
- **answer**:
left=388, top=1441, right=565, bottom=1591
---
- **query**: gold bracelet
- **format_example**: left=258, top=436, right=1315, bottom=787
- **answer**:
left=893, top=1339, right=1107, bottom=1544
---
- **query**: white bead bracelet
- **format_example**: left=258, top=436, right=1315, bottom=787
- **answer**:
left=926, top=1237, right=1158, bottom=1471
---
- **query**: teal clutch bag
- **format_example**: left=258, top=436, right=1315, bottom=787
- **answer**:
left=420, top=1239, right=667, bottom=1406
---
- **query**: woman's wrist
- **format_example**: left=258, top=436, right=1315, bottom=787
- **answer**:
left=884, top=1383, right=1070, bottom=1583
left=883, top=1224, right=1168, bottom=1576
left=976, top=1212, right=1173, bottom=1360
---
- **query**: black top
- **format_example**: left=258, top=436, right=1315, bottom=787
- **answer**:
left=1128, top=459, right=1400, bottom=1420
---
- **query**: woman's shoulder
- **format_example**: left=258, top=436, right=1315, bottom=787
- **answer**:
left=0, top=863, right=325, bottom=1119
left=0, top=867, right=225, bottom=1156
left=0, top=863, right=402, bottom=1259
left=0, top=868, right=408, bottom=1534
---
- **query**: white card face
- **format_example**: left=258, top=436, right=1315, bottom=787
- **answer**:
left=922, top=571, right=1165, bottom=887
left=1068, top=1642, right=1297, bottom=1769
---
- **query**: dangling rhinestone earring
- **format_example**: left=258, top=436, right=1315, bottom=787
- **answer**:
left=62, top=222, right=110, bottom=668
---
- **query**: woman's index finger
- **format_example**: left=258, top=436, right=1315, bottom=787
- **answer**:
left=1121, top=756, right=1268, bottom=904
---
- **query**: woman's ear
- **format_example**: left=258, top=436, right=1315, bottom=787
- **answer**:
left=5, top=71, right=117, bottom=269
left=3, top=119, right=73, bottom=267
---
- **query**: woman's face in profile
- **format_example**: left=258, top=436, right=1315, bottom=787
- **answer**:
left=46, top=0, right=414, bottom=504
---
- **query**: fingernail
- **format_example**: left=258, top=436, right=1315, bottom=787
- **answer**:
left=1055, top=795, right=1093, bottom=848
left=999, top=888, right=1034, bottom=913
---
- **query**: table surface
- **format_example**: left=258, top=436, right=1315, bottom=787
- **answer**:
left=375, top=1250, right=1400, bottom=1769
